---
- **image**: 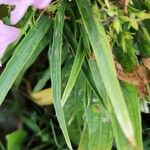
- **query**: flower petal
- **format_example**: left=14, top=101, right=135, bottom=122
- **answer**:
left=33, top=0, right=51, bottom=9
left=0, top=44, right=7, bottom=67
left=0, top=0, right=19, bottom=5
left=0, top=43, right=8, bottom=59
left=0, top=20, right=20, bottom=59
left=10, top=0, right=33, bottom=25
left=0, top=20, right=20, bottom=42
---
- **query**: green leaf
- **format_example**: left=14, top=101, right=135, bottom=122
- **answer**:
left=14, top=33, right=50, bottom=87
left=6, top=130, right=27, bottom=150
left=64, top=24, right=103, bottom=106
left=130, top=19, right=139, bottom=30
left=111, top=84, right=143, bottom=150
left=86, top=102, right=113, bottom=150
left=33, top=68, right=50, bottom=92
left=76, top=0, right=135, bottom=145
left=33, top=43, right=68, bottom=92
left=138, top=27, right=150, bottom=57
left=49, top=2, right=72, bottom=149
left=78, top=124, right=89, bottom=150
left=112, top=18, right=122, bottom=33
left=88, top=60, right=109, bottom=108
left=136, top=12, right=150, bottom=20
left=63, top=72, right=85, bottom=145
left=61, top=39, right=86, bottom=106
left=122, top=84, right=143, bottom=149
left=0, top=15, right=51, bottom=105
left=78, top=88, right=113, bottom=150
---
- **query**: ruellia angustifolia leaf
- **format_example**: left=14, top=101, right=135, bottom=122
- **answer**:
left=49, top=2, right=72, bottom=149
left=76, top=0, right=135, bottom=146
left=0, top=15, right=51, bottom=105
left=14, top=33, right=50, bottom=87
left=61, top=38, right=86, bottom=107
left=80, top=26, right=114, bottom=147
left=111, top=83, right=143, bottom=150
left=62, top=69, right=85, bottom=145
left=64, top=24, right=105, bottom=108
left=80, top=24, right=109, bottom=108
left=33, top=43, right=68, bottom=93
left=85, top=92, right=113, bottom=150
left=78, top=124, right=89, bottom=150
left=33, top=68, right=50, bottom=92
left=78, top=85, right=113, bottom=150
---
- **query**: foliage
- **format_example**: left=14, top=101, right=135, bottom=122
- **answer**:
left=0, top=0, right=150, bottom=150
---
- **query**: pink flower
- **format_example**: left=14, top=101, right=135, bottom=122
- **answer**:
left=0, top=0, right=52, bottom=25
left=0, top=20, right=20, bottom=66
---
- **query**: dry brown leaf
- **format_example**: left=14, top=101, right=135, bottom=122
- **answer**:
left=115, top=61, right=150, bottom=97
left=122, top=0, right=129, bottom=14
left=142, top=58, right=150, bottom=70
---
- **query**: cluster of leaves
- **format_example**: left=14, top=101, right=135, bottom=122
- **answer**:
left=0, top=0, right=150, bottom=149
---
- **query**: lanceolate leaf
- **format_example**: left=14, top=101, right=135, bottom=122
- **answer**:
left=0, top=16, right=51, bottom=105
left=61, top=39, right=86, bottom=107
left=64, top=24, right=104, bottom=106
left=78, top=87, right=113, bottom=150
left=33, top=68, right=50, bottom=92
left=14, top=34, right=50, bottom=87
left=78, top=124, right=89, bottom=150
left=122, top=84, right=143, bottom=149
left=86, top=102, right=113, bottom=150
left=88, top=60, right=109, bottom=108
left=111, top=84, right=143, bottom=150
left=76, top=0, right=135, bottom=144
left=49, top=2, right=72, bottom=149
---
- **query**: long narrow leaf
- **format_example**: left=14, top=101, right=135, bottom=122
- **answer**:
left=64, top=24, right=104, bottom=106
left=86, top=102, right=113, bottom=150
left=0, top=16, right=51, bottom=105
left=76, top=0, right=135, bottom=144
left=61, top=39, right=86, bottom=106
left=14, top=34, right=50, bottom=87
left=49, top=2, right=72, bottom=149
